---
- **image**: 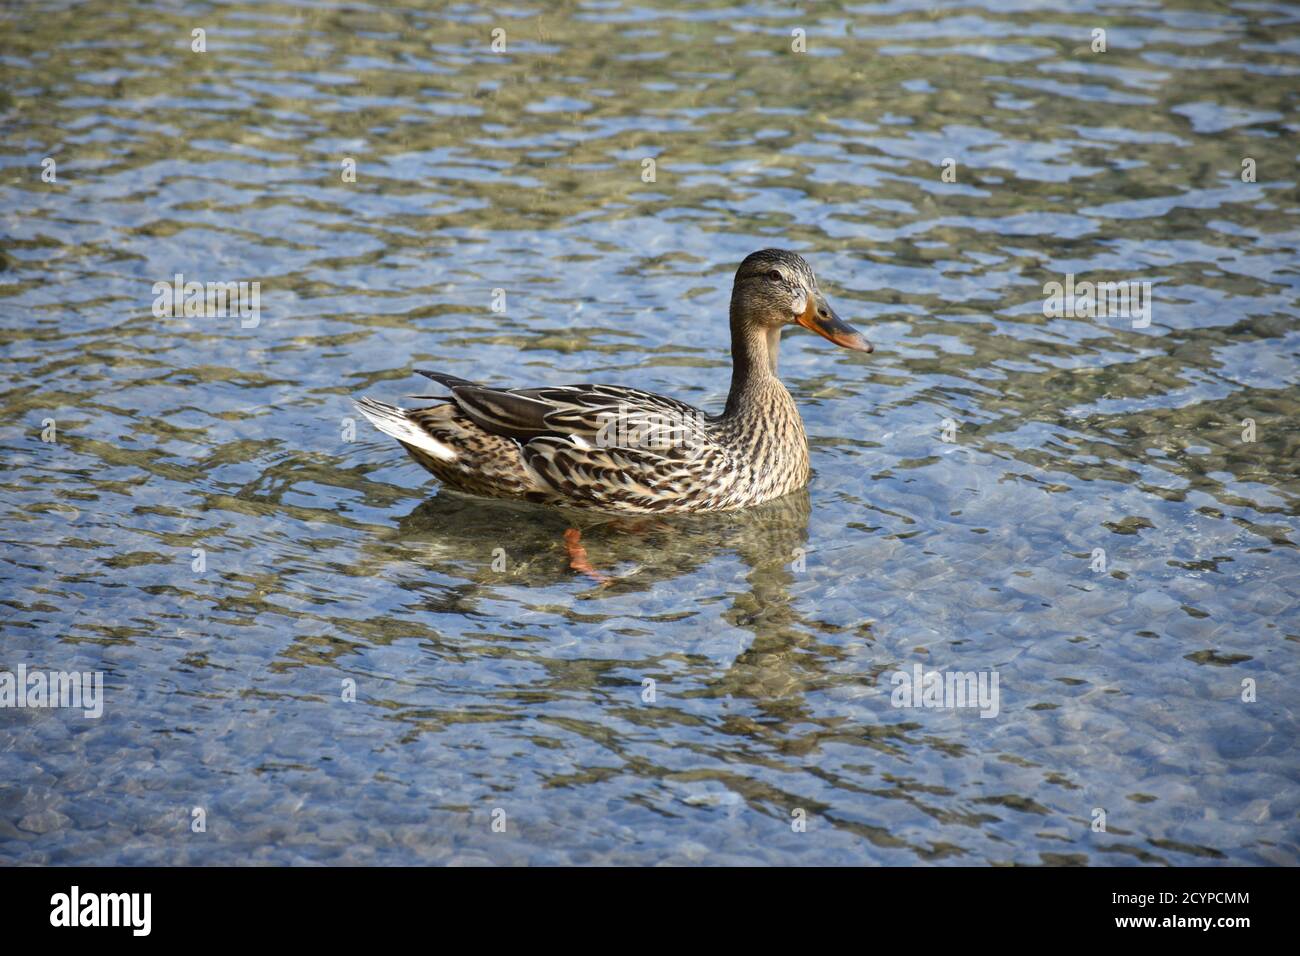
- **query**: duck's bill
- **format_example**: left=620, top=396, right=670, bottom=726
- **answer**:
left=796, top=294, right=873, bottom=353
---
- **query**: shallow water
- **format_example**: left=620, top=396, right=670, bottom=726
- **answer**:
left=1, top=0, right=1298, bottom=865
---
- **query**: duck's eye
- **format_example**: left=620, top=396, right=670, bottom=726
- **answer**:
left=767, top=270, right=783, bottom=282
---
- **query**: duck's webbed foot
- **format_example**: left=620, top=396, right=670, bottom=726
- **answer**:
left=562, top=528, right=611, bottom=586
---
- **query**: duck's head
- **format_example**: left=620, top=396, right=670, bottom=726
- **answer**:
left=730, top=249, right=873, bottom=353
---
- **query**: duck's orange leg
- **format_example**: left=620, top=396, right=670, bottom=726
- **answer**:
left=563, top=528, right=610, bottom=585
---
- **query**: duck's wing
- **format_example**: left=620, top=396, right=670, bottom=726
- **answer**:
left=418, top=371, right=734, bottom=511
left=516, top=385, right=735, bottom=512
left=423, top=372, right=709, bottom=446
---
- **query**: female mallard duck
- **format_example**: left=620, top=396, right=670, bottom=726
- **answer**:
left=356, top=249, right=871, bottom=514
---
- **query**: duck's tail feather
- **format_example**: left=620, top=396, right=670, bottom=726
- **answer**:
left=353, top=397, right=457, bottom=462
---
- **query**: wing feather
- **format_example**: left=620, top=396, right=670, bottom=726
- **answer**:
left=386, top=372, right=738, bottom=512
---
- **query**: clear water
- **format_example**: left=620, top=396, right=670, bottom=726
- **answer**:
left=1, top=0, right=1297, bottom=865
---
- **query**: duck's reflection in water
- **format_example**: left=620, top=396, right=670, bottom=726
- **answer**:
left=387, top=486, right=874, bottom=701
left=377, top=489, right=931, bottom=858
left=390, top=486, right=813, bottom=597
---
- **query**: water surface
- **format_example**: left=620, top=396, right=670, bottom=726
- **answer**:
left=1, top=0, right=1298, bottom=865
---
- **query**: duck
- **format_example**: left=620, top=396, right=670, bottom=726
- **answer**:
left=355, top=249, right=872, bottom=514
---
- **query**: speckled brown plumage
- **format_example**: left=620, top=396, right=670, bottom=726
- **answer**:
left=355, top=250, right=872, bottom=514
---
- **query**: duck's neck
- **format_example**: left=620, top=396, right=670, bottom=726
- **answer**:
left=724, top=313, right=782, bottom=418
